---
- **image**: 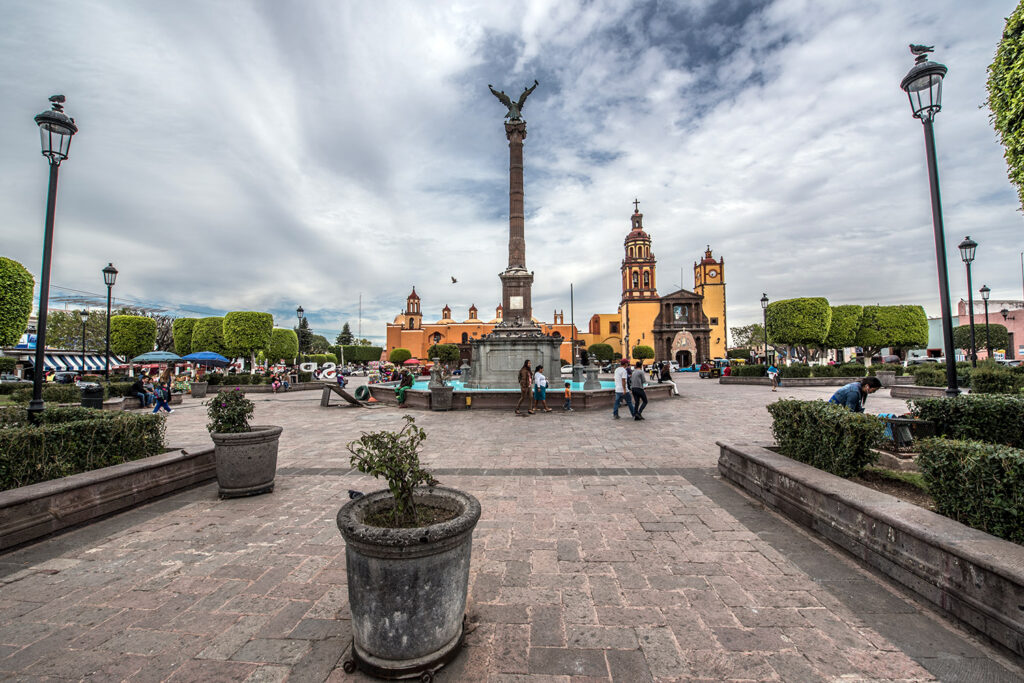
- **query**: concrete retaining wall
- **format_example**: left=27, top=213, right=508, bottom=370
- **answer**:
left=890, top=385, right=948, bottom=399
left=207, top=381, right=324, bottom=394
left=0, top=446, right=215, bottom=552
left=720, top=376, right=864, bottom=387
left=717, top=441, right=1024, bottom=657
left=367, top=382, right=674, bottom=411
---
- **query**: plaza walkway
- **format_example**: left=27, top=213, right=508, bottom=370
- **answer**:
left=0, top=375, right=1021, bottom=681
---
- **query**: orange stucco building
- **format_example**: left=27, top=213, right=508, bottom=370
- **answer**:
left=385, top=289, right=578, bottom=364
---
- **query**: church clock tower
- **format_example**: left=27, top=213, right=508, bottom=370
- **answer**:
left=618, top=201, right=661, bottom=361
left=693, top=247, right=727, bottom=358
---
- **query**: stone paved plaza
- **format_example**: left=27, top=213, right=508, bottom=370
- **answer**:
left=1, top=374, right=1021, bottom=682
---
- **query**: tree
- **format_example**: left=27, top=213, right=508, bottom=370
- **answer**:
left=295, top=317, right=313, bottom=354
left=631, top=345, right=654, bottom=360
left=729, top=323, right=765, bottom=350
left=172, top=318, right=197, bottom=356
left=110, top=315, right=157, bottom=361
left=766, top=297, right=832, bottom=361
left=389, top=348, right=412, bottom=364
left=223, top=312, right=273, bottom=371
left=953, top=324, right=1009, bottom=352
left=310, top=334, right=330, bottom=353
left=824, top=305, right=863, bottom=351
left=588, top=343, right=615, bottom=362
left=855, top=305, right=929, bottom=363
left=426, top=343, right=460, bottom=364
left=191, top=316, right=227, bottom=356
left=355, top=338, right=373, bottom=346
left=336, top=322, right=354, bottom=345
left=987, top=2, right=1024, bottom=211
left=267, top=328, right=299, bottom=363
left=0, top=257, right=34, bottom=349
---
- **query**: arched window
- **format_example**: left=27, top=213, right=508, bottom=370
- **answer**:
left=408, top=319, right=414, bottom=329
left=432, top=332, right=442, bottom=344
left=643, top=271, right=650, bottom=288
left=632, top=272, right=639, bottom=288
left=552, top=331, right=561, bottom=338
left=628, top=246, right=634, bottom=258
left=461, top=332, right=468, bottom=344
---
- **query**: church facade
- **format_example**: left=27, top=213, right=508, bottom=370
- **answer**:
left=579, top=205, right=728, bottom=365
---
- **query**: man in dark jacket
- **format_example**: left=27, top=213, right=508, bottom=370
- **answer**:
left=130, top=377, right=154, bottom=407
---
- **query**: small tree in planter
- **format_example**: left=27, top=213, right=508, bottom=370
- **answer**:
left=337, top=416, right=481, bottom=679
left=206, top=388, right=281, bottom=498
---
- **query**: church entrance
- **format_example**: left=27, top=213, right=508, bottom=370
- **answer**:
left=676, top=350, right=692, bottom=367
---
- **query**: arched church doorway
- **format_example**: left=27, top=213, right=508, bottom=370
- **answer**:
left=676, top=350, right=692, bottom=367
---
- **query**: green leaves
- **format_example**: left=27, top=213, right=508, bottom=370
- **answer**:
left=855, top=305, right=928, bottom=356
left=110, top=315, right=158, bottom=360
left=911, top=394, right=1024, bottom=448
left=347, top=415, right=438, bottom=526
left=389, top=348, right=412, bottom=364
left=952, top=323, right=1009, bottom=351
left=766, top=298, right=831, bottom=348
left=824, top=305, right=863, bottom=349
left=223, top=312, right=273, bottom=356
left=918, top=438, right=1024, bottom=543
left=191, top=317, right=227, bottom=356
left=0, top=257, right=33, bottom=349
left=172, top=318, right=197, bottom=356
left=767, top=399, right=884, bottom=478
left=631, top=345, right=654, bottom=360
left=426, top=344, right=460, bottom=364
left=267, top=328, right=299, bottom=363
left=587, top=343, right=616, bottom=362
left=206, top=389, right=254, bottom=433
left=987, top=2, right=1024, bottom=211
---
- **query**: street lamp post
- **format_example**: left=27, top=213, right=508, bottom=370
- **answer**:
left=980, top=285, right=991, bottom=359
left=103, top=264, right=117, bottom=380
left=901, top=46, right=958, bottom=396
left=958, top=236, right=978, bottom=367
left=79, top=309, right=88, bottom=374
left=28, top=96, right=78, bottom=422
left=296, top=306, right=304, bottom=359
left=761, top=294, right=769, bottom=366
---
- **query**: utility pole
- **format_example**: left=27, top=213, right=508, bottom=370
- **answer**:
left=358, top=292, right=362, bottom=339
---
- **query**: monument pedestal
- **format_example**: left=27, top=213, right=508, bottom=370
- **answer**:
left=465, top=329, right=562, bottom=390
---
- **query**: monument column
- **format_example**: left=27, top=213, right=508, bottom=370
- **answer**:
left=499, top=119, right=535, bottom=327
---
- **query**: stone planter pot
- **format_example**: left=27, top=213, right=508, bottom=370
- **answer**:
left=874, top=371, right=896, bottom=388
left=337, top=486, right=481, bottom=679
left=210, top=425, right=282, bottom=498
left=191, top=381, right=209, bottom=398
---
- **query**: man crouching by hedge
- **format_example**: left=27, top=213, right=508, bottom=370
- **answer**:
left=828, top=377, right=882, bottom=413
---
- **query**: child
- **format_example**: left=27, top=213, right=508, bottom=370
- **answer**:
left=563, top=382, right=573, bottom=411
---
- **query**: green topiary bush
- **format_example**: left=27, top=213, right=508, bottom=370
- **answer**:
left=913, top=365, right=946, bottom=387
left=110, top=315, right=157, bottom=361
left=811, top=365, right=839, bottom=377
left=0, top=357, right=17, bottom=373
left=767, top=399, right=884, bottom=477
left=970, top=365, right=1024, bottom=394
left=191, top=317, right=227, bottom=355
left=0, top=408, right=166, bottom=491
left=836, top=363, right=866, bottom=378
left=867, top=363, right=904, bottom=377
left=780, top=364, right=811, bottom=378
left=733, top=364, right=766, bottom=377
left=0, top=257, right=35, bottom=348
left=389, top=348, right=412, bottom=364
left=172, top=318, right=197, bottom=356
left=910, top=395, right=1024, bottom=448
left=918, top=438, right=1024, bottom=544
left=9, top=385, right=82, bottom=405
left=206, top=374, right=222, bottom=385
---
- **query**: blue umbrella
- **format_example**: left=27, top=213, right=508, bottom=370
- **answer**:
left=181, top=351, right=231, bottom=367
left=131, top=351, right=183, bottom=363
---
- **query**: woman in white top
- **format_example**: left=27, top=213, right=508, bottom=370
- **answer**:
left=532, top=364, right=552, bottom=412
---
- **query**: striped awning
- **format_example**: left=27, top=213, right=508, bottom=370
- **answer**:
left=41, top=353, right=125, bottom=372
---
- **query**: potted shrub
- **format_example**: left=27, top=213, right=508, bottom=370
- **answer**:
left=337, top=416, right=480, bottom=679
left=206, top=388, right=282, bottom=498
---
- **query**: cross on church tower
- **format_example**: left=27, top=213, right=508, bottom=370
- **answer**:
left=633, top=198, right=640, bottom=213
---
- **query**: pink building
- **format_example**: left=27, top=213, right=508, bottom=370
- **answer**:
left=957, top=299, right=1023, bottom=360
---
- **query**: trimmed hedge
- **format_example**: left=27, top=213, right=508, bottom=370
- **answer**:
left=767, top=399, right=884, bottom=477
left=780, top=364, right=811, bottom=378
left=223, top=312, right=273, bottom=362
left=9, top=385, right=82, bottom=405
left=732, top=363, right=766, bottom=377
left=0, top=357, right=17, bottom=373
left=389, top=348, right=412, bottom=364
left=191, top=316, right=227, bottom=355
left=836, top=363, right=866, bottom=378
left=340, top=345, right=384, bottom=363
left=0, top=408, right=166, bottom=491
left=765, top=297, right=831, bottom=349
left=867, top=363, right=904, bottom=377
left=172, top=318, right=197, bottom=356
left=267, top=328, right=299, bottom=363
left=726, top=348, right=751, bottom=360
left=918, top=438, right=1024, bottom=544
left=811, top=364, right=839, bottom=377
left=0, top=257, right=34, bottom=348
left=206, top=374, right=222, bottom=385
left=110, top=315, right=157, bottom=361
left=910, top=394, right=1024, bottom=448
left=970, top=365, right=1024, bottom=394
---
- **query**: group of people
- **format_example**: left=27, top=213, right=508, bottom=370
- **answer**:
left=129, top=371, right=174, bottom=414
left=515, top=360, right=571, bottom=415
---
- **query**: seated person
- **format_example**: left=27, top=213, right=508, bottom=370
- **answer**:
left=395, top=370, right=414, bottom=404
left=129, top=377, right=154, bottom=407
left=828, top=377, right=882, bottom=413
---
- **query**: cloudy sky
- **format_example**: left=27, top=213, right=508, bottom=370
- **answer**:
left=2, top=1, right=1021, bottom=345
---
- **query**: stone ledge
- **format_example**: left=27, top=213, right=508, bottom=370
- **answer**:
left=0, top=446, right=216, bottom=553
left=719, top=376, right=867, bottom=387
left=716, top=441, right=1024, bottom=658
left=207, top=381, right=325, bottom=394
left=890, top=385, right=949, bottom=399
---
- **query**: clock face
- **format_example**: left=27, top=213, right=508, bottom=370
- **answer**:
left=707, top=269, right=718, bottom=279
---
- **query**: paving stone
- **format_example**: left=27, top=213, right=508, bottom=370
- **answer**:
left=230, top=638, right=312, bottom=665
left=527, top=647, right=608, bottom=677
left=605, top=648, right=653, bottom=682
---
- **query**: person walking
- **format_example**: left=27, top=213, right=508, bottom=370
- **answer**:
left=612, top=358, right=635, bottom=420
left=532, top=364, right=552, bottom=412
left=515, top=359, right=534, bottom=415
left=563, top=381, right=573, bottom=411
left=151, top=369, right=173, bottom=414
left=828, top=377, right=882, bottom=413
left=630, top=360, right=649, bottom=420
left=767, top=364, right=780, bottom=392
left=658, top=362, right=679, bottom=396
